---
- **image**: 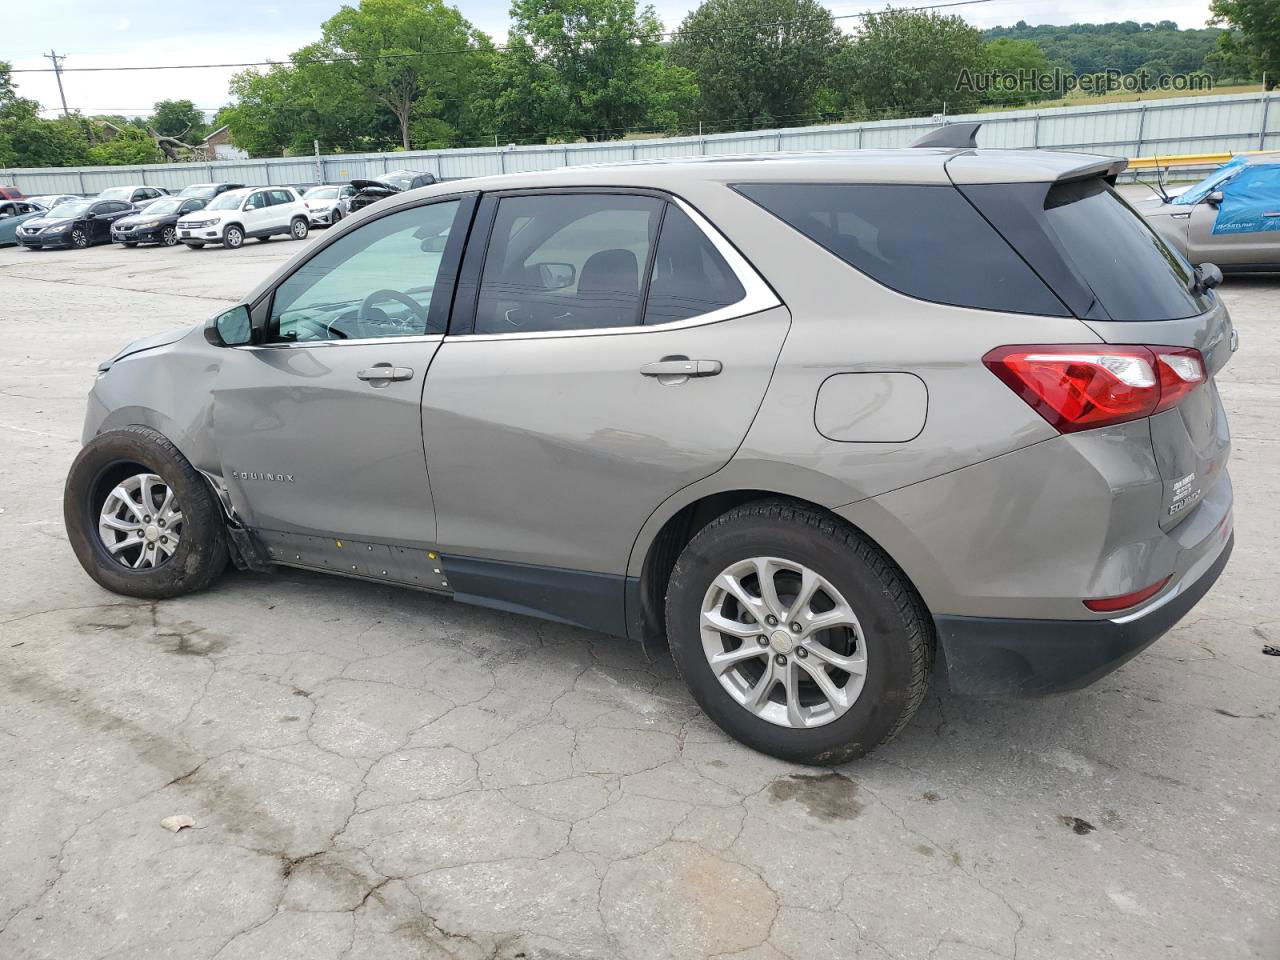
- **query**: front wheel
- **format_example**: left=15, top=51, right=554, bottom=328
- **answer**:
left=161, top=226, right=178, bottom=246
left=223, top=225, right=244, bottom=249
left=71, top=227, right=90, bottom=249
left=64, top=426, right=228, bottom=599
left=330, top=209, right=343, bottom=226
left=290, top=217, right=309, bottom=240
left=665, top=500, right=933, bottom=765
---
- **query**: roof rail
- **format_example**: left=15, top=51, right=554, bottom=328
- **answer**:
left=909, top=121, right=982, bottom=150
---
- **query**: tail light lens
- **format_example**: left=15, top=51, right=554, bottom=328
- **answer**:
left=1083, top=576, right=1171, bottom=612
left=983, top=344, right=1206, bottom=433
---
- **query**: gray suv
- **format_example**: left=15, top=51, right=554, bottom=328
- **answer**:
left=65, top=130, right=1236, bottom=763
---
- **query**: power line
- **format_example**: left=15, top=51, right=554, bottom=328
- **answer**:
left=9, top=0, right=1006, bottom=74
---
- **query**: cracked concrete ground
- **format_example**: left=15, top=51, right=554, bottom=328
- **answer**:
left=0, top=214, right=1277, bottom=960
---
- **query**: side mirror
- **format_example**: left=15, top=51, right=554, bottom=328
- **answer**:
left=1193, top=262, right=1224, bottom=293
left=1206, top=191, right=1224, bottom=207
left=536, top=261, right=576, bottom=290
left=205, top=305, right=254, bottom=347
left=86, top=211, right=97, bottom=220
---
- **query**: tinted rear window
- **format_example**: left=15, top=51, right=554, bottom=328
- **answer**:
left=734, top=182, right=1067, bottom=316
left=960, top=179, right=1210, bottom=322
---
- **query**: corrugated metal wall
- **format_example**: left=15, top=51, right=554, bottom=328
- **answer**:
left=3, top=91, right=1276, bottom=194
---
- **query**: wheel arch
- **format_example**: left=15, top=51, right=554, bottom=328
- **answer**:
left=626, top=476, right=928, bottom=647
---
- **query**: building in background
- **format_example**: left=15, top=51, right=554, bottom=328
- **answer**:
left=200, top=126, right=248, bottom=161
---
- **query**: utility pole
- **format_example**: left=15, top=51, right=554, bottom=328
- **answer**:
left=43, top=50, right=70, bottom=117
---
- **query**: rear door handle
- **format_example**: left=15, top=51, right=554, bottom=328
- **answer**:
left=640, top=358, right=722, bottom=379
left=357, top=364, right=414, bottom=383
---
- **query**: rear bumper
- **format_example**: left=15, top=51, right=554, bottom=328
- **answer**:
left=936, top=530, right=1233, bottom=696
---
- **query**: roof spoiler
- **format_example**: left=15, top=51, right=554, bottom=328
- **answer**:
left=910, top=121, right=981, bottom=150
left=1056, top=157, right=1129, bottom=185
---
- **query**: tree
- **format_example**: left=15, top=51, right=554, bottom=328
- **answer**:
left=1210, top=0, right=1280, bottom=87
left=670, top=0, right=843, bottom=128
left=149, top=99, right=208, bottom=141
left=0, top=63, right=92, bottom=168
left=983, top=37, right=1053, bottom=104
left=320, top=0, right=492, bottom=149
left=88, top=126, right=164, bottom=165
left=495, top=0, right=690, bottom=142
left=843, top=9, right=990, bottom=116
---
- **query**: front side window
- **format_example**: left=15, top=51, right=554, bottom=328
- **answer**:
left=474, top=193, right=662, bottom=335
left=245, top=193, right=267, bottom=210
left=735, top=182, right=1067, bottom=317
left=269, top=199, right=461, bottom=343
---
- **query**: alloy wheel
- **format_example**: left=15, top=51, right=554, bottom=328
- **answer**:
left=225, top=227, right=243, bottom=248
left=71, top=229, right=88, bottom=248
left=700, top=556, right=867, bottom=728
left=291, top=219, right=308, bottom=239
left=97, top=472, right=183, bottom=569
left=161, top=226, right=177, bottom=246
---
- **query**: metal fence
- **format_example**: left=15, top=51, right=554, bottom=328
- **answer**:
left=3, top=90, right=1277, bottom=195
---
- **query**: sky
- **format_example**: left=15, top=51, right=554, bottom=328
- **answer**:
left=9, top=0, right=1218, bottom=121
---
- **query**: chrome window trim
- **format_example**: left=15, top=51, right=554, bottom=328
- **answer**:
left=446, top=194, right=781, bottom=343
left=237, top=333, right=445, bottom=351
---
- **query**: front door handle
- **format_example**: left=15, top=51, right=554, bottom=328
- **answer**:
left=357, top=364, right=413, bottom=383
left=640, top=358, right=722, bottom=380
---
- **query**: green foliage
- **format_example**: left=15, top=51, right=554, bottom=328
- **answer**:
left=0, top=63, right=92, bottom=168
left=984, top=21, right=1226, bottom=78
left=149, top=99, right=207, bottom=141
left=494, top=0, right=691, bottom=142
left=1210, top=1, right=1280, bottom=85
left=843, top=9, right=990, bottom=116
left=88, top=126, right=165, bottom=165
left=670, top=0, right=843, bottom=128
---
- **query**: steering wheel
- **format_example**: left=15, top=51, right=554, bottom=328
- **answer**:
left=357, top=289, right=428, bottom=338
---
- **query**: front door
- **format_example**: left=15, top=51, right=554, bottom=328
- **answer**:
left=421, top=190, right=789, bottom=583
left=241, top=190, right=272, bottom=236
left=210, top=194, right=474, bottom=548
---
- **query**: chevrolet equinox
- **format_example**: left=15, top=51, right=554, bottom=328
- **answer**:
left=65, top=125, right=1236, bottom=763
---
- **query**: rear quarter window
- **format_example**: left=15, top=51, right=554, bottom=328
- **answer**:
left=734, top=182, right=1067, bottom=316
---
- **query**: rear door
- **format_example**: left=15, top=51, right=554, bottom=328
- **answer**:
left=91, top=201, right=130, bottom=241
left=421, top=189, right=788, bottom=582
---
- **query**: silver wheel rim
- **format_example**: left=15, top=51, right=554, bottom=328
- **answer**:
left=226, top=229, right=241, bottom=247
left=292, top=220, right=306, bottom=238
left=97, top=473, right=183, bottom=569
left=72, top=229, right=87, bottom=247
left=700, top=557, right=867, bottom=729
left=162, top=227, right=176, bottom=245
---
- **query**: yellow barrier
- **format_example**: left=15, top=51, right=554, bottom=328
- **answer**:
left=1126, top=151, right=1269, bottom=170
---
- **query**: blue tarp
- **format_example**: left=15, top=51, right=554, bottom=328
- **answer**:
left=1172, top=156, right=1280, bottom=235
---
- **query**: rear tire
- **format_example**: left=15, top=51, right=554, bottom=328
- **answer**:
left=290, top=217, right=309, bottom=240
left=665, top=499, right=933, bottom=765
left=64, top=426, right=228, bottom=599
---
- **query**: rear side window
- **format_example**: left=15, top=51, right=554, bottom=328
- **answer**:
left=961, top=179, right=1210, bottom=322
left=269, top=189, right=293, bottom=205
left=735, top=182, right=1067, bottom=316
left=644, top=205, right=746, bottom=324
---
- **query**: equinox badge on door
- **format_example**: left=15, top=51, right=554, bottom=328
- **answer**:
left=231, top=470, right=295, bottom=483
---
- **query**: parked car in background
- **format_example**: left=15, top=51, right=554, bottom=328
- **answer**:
left=27, top=194, right=80, bottom=211
left=0, top=200, right=47, bottom=247
left=177, top=182, right=245, bottom=201
left=0, top=186, right=25, bottom=200
left=302, top=184, right=356, bottom=226
left=17, top=198, right=134, bottom=249
left=112, top=196, right=208, bottom=247
left=176, top=186, right=309, bottom=249
left=1138, top=153, right=1280, bottom=273
left=96, top=185, right=168, bottom=205
left=66, top=130, right=1235, bottom=763
left=347, top=170, right=436, bottom=213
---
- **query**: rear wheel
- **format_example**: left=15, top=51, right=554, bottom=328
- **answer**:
left=223, top=225, right=244, bottom=249
left=290, top=217, right=309, bottom=240
left=64, top=426, right=228, bottom=599
left=665, top=500, right=932, bottom=765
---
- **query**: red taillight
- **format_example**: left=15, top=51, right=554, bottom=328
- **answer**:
left=983, top=344, right=1205, bottom=433
left=1083, top=576, right=1171, bottom=613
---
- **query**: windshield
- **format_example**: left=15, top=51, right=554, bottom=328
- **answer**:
left=142, top=198, right=184, bottom=215
left=97, top=187, right=132, bottom=201
left=49, top=201, right=91, bottom=219
left=206, top=192, right=245, bottom=211
left=179, top=184, right=216, bottom=198
left=1173, top=157, right=1248, bottom=206
left=305, top=187, right=339, bottom=199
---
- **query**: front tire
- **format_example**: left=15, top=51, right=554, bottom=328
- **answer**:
left=223, top=225, right=244, bottom=249
left=64, top=426, right=228, bottom=599
left=71, top=228, right=90, bottom=249
left=290, top=217, right=309, bottom=240
left=665, top=500, right=933, bottom=765
left=161, top=226, right=178, bottom=246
